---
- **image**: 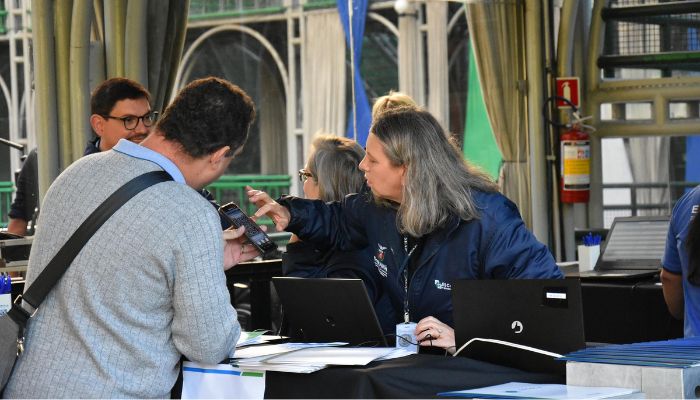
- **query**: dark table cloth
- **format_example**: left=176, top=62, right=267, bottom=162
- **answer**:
left=265, top=353, right=563, bottom=398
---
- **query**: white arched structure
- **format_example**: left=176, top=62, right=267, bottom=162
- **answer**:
left=173, top=22, right=296, bottom=190
left=173, top=24, right=290, bottom=101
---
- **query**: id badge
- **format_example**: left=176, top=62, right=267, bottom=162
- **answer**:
left=395, top=322, right=418, bottom=353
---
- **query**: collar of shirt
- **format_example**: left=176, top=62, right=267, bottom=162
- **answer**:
left=112, top=139, right=186, bottom=184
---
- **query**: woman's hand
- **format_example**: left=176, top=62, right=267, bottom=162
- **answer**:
left=415, top=316, right=456, bottom=354
left=246, top=186, right=291, bottom=231
left=222, top=226, right=262, bottom=270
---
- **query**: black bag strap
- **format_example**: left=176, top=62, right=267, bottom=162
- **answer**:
left=7, top=170, right=172, bottom=325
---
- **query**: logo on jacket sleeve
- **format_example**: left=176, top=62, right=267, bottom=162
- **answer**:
left=434, top=280, right=452, bottom=291
left=374, top=243, right=388, bottom=277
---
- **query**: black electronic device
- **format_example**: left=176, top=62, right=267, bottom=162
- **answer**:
left=452, top=279, right=586, bottom=375
left=273, top=277, right=387, bottom=346
left=571, top=216, right=670, bottom=280
left=218, top=202, right=278, bottom=257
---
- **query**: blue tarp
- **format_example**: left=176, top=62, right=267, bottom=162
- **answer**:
left=686, top=28, right=700, bottom=185
left=337, top=0, right=372, bottom=146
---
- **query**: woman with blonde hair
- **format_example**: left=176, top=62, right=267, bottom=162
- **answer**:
left=371, top=91, right=417, bottom=120
left=250, top=107, right=561, bottom=353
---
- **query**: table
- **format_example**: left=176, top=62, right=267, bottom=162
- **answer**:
left=264, top=353, right=562, bottom=398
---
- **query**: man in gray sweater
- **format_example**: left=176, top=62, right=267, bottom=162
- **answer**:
left=4, top=77, right=259, bottom=398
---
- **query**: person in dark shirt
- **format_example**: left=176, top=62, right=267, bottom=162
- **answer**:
left=282, top=135, right=381, bottom=285
left=7, top=149, right=38, bottom=235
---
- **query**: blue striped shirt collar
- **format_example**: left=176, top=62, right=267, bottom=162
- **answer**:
left=112, top=139, right=186, bottom=184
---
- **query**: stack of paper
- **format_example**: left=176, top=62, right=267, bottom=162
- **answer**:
left=438, top=382, right=639, bottom=399
left=236, top=330, right=285, bottom=348
left=231, top=343, right=410, bottom=373
left=560, top=336, right=700, bottom=368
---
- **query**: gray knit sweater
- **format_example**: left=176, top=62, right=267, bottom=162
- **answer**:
left=4, top=150, right=239, bottom=398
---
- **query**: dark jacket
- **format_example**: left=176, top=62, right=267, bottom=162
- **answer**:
left=279, top=189, right=562, bottom=328
left=83, top=137, right=101, bottom=156
left=8, top=149, right=38, bottom=222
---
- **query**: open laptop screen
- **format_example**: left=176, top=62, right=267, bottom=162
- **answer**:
left=273, top=277, right=387, bottom=346
left=597, top=216, right=670, bottom=270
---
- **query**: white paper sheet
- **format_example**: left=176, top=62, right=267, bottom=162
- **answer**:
left=233, top=342, right=346, bottom=359
left=439, top=382, right=639, bottom=399
left=264, top=347, right=396, bottom=366
left=181, top=362, right=265, bottom=399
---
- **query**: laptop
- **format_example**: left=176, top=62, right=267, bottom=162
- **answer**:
left=452, top=279, right=585, bottom=375
left=272, top=277, right=388, bottom=346
left=572, top=216, right=670, bottom=280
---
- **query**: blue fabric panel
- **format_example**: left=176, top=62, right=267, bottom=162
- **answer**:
left=337, top=0, right=371, bottom=146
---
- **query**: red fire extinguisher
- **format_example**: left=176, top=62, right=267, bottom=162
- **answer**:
left=560, top=124, right=590, bottom=203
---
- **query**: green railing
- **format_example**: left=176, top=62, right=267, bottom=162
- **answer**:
left=188, top=0, right=285, bottom=20
left=0, top=181, right=14, bottom=228
left=0, top=175, right=291, bottom=231
left=206, top=174, right=291, bottom=231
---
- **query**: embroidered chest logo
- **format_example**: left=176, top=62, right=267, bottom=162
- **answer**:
left=374, top=243, right=388, bottom=277
left=434, top=280, right=452, bottom=291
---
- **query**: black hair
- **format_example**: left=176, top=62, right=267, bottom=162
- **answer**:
left=156, top=77, right=256, bottom=158
left=687, top=213, right=700, bottom=285
left=90, top=77, right=151, bottom=116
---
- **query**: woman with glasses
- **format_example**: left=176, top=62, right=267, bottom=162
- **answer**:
left=286, top=137, right=380, bottom=282
left=249, top=106, right=562, bottom=353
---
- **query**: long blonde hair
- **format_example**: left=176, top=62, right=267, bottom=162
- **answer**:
left=371, top=107, right=498, bottom=237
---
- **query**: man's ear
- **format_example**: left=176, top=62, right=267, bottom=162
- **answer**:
left=89, top=114, right=104, bottom=137
left=210, top=146, right=231, bottom=166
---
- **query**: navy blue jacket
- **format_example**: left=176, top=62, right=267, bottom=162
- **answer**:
left=279, top=189, right=562, bottom=328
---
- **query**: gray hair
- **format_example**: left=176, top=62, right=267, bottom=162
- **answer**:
left=371, top=107, right=498, bottom=237
left=307, top=135, right=366, bottom=202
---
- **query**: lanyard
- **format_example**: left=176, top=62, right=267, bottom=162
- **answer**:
left=403, top=236, right=418, bottom=323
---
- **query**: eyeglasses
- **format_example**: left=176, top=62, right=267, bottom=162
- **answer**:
left=298, top=169, right=314, bottom=182
left=101, top=111, right=158, bottom=130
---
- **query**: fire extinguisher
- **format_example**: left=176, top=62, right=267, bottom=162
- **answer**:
left=560, top=124, right=590, bottom=203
